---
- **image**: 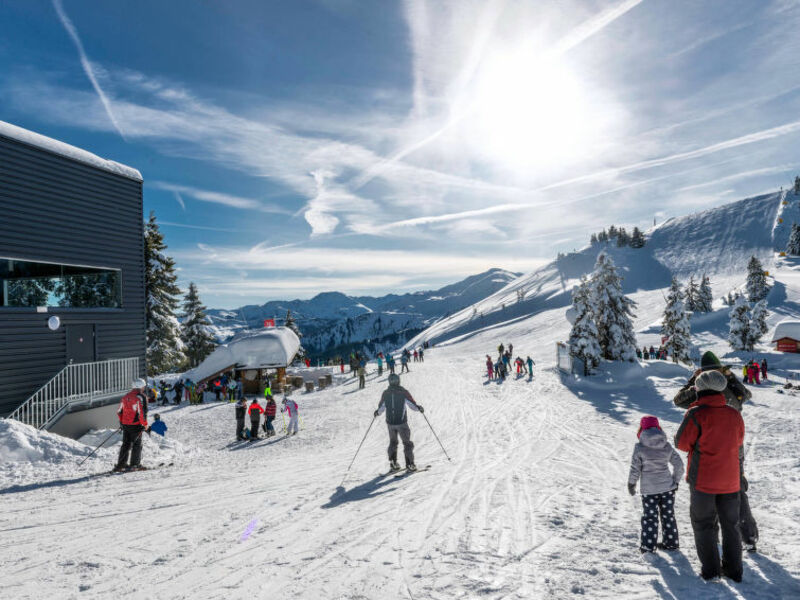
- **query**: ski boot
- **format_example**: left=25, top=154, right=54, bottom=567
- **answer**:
left=389, top=460, right=402, bottom=473
left=406, top=463, right=418, bottom=472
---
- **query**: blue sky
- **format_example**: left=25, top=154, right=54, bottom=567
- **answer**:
left=2, top=0, right=800, bottom=308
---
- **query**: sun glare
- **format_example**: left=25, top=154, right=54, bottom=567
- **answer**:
left=471, top=46, right=596, bottom=172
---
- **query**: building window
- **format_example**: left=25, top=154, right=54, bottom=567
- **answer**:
left=0, top=258, right=121, bottom=308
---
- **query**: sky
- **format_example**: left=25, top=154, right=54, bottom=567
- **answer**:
left=2, top=0, right=800, bottom=308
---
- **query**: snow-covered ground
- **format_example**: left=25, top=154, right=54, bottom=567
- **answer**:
left=3, top=192, right=800, bottom=598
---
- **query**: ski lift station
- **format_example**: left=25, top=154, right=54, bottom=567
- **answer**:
left=0, top=121, right=146, bottom=438
left=184, top=327, right=301, bottom=394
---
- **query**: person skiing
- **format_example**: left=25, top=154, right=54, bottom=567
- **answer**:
left=374, top=373, right=424, bottom=472
left=282, top=396, right=299, bottom=436
left=752, top=361, right=761, bottom=385
left=264, top=394, right=277, bottom=437
left=742, top=364, right=749, bottom=382
left=400, top=352, right=410, bottom=373
left=502, top=352, right=511, bottom=375
left=340, top=357, right=345, bottom=374
left=358, top=362, right=366, bottom=390
left=508, top=343, right=513, bottom=357
left=114, top=379, right=149, bottom=472
left=642, top=346, right=649, bottom=360
left=235, top=396, right=247, bottom=440
left=495, top=358, right=506, bottom=382
left=526, top=356, right=535, bottom=378
left=486, top=355, right=494, bottom=380
left=746, top=362, right=756, bottom=385
left=413, top=349, right=418, bottom=362
left=628, top=416, right=684, bottom=553
left=148, top=413, right=168, bottom=437
left=497, top=343, right=504, bottom=356
left=387, top=354, right=396, bottom=374
left=675, top=369, right=745, bottom=582
left=377, top=353, right=384, bottom=376
left=515, top=356, right=526, bottom=375
left=158, top=380, right=170, bottom=406
left=227, top=378, right=238, bottom=402
left=760, top=359, right=768, bottom=381
left=418, top=348, right=424, bottom=362
left=248, top=398, right=264, bottom=441
left=173, top=379, right=184, bottom=405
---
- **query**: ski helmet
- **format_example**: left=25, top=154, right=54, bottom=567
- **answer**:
left=132, top=378, right=147, bottom=389
left=388, top=373, right=400, bottom=386
left=154, top=413, right=161, bottom=420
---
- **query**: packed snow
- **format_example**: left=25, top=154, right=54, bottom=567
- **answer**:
left=0, top=119, right=143, bottom=181
left=2, top=192, right=800, bottom=599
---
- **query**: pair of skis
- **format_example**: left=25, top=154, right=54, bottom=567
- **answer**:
left=379, top=465, right=431, bottom=478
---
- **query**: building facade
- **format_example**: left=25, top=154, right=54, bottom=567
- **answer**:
left=0, top=121, right=146, bottom=417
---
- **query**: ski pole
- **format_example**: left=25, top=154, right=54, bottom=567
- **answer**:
left=281, top=411, right=286, bottom=433
left=422, top=412, right=451, bottom=462
left=339, top=415, right=376, bottom=487
left=78, top=426, right=121, bottom=466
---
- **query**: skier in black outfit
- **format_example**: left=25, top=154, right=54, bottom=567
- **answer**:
left=234, top=397, right=247, bottom=440
left=374, top=373, right=424, bottom=473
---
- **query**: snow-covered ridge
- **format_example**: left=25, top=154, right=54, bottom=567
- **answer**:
left=0, top=120, right=143, bottom=182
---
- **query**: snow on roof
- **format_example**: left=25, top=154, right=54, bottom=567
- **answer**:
left=771, top=320, right=800, bottom=342
left=0, top=120, right=142, bottom=181
left=186, top=327, right=300, bottom=382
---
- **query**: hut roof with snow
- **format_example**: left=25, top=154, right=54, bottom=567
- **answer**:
left=771, top=320, right=800, bottom=343
left=186, top=327, right=300, bottom=382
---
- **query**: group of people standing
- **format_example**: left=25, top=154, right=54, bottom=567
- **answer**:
left=234, top=392, right=299, bottom=441
left=486, top=342, right=534, bottom=381
left=637, top=345, right=668, bottom=360
left=743, top=359, right=768, bottom=384
left=628, top=351, right=756, bottom=583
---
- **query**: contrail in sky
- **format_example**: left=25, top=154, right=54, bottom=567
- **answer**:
left=52, top=0, right=126, bottom=140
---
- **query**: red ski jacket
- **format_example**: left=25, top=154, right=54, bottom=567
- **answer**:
left=265, top=401, right=277, bottom=417
left=118, top=390, right=148, bottom=427
left=674, top=392, right=744, bottom=494
left=248, top=402, right=264, bottom=417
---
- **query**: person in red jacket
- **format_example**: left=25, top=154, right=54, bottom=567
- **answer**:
left=248, top=398, right=264, bottom=441
left=114, top=379, right=149, bottom=471
left=674, top=370, right=745, bottom=583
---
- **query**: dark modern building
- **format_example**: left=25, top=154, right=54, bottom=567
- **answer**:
left=0, top=121, right=146, bottom=431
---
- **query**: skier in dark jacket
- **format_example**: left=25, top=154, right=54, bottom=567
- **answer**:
left=675, top=369, right=745, bottom=582
left=374, top=373, right=424, bottom=472
left=248, top=399, right=264, bottom=440
left=673, top=351, right=757, bottom=551
left=264, top=395, right=277, bottom=437
left=235, top=397, right=247, bottom=440
left=526, top=356, right=535, bottom=378
left=173, top=380, right=184, bottom=405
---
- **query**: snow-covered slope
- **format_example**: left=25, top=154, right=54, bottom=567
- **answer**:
left=206, top=268, right=520, bottom=356
left=410, top=192, right=784, bottom=349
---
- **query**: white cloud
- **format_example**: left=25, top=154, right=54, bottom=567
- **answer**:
left=151, top=181, right=290, bottom=214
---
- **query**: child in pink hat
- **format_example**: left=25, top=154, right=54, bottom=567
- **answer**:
left=628, top=415, right=684, bottom=554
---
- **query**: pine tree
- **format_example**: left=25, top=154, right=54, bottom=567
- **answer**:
left=685, top=276, right=698, bottom=312
left=661, top=278, right=691, bottom=363
left=568, top=276, right=602, bottom=375
left=180, top=282, right=216, bottom=368
left=608, top=225, right=618, bottom=239
left=590, top=233, right=598, bottom=245
left=696, top=274, right=713, bottom=313
left=616, top=228, right=630, bottom=247
left=728, top=296, right=751, bottom=351
left=629, top=227, right=646, bottom=248
left=284, top=309, right=306, bottom=362
left=591, top=252, right=638, bottom=361
left=749, top=300, right=769, bottom=349
left=144, top=212, right=185, bottom=375
left=787, top=223, right=800, bottom=255
left=745, top=256, right=769, bottom=302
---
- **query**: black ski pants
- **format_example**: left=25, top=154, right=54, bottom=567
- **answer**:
left=387, top=423, right=414, bottom=466
left=236, top=417, right=245, bottom=440
left=117, top=425, right=144, bottom=468
left=739, top=486, right=759, bottom=545
left=690, top=488, right=742, bottom=581
left=250, top=417, right=260, bottom=439
left=401, top=363, right=409, bottom=373
left=640, top=490, right=678, bottom=551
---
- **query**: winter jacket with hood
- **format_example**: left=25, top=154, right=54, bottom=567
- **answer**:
left=377, top=383, right=420, bottom=425
left=628, top=428, right=684, bottom=495
left=673, top=369, right=751, bottom=411
left=674, top=391, right=745, bottom=494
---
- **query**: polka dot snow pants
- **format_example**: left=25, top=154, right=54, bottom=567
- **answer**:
left=641, top=490, right=679, bottom=552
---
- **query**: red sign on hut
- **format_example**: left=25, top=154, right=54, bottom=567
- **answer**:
left=263, top=318, right=275, bottom=328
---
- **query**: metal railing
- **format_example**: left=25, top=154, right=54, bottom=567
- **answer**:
left=8, top=357, right=140, bottom=429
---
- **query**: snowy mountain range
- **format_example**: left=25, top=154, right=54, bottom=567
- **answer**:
left=205, top=268, right=520, bottom=357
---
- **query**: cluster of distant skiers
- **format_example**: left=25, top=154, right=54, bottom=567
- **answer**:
left=485, top=342, right=534, bottom=381
left=637, top=345, right=669, bottom=360
left=742, top=358, right=768, bottom=384
left=628, top=351, right=759, bottom=584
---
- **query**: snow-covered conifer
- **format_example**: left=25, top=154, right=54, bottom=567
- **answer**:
left=728, top=296, right=751, bottom=351
left=590, top=233, right=598, bottom=245
left=696, top=274, right=713, bottom=312
left=591, top=252, right=638, bottom=361
left=749, top=300, right=769, bottom=349
left=787, top=223, right=800, bottom=256
left=629, top=227, right=646, bottom=248
left=661, top=278, right=691, bottom=363
left=745, top=255, right=769, bottom=302
left=284, top=309, right=306, bottom=362
left=180, top=282, right=216, bottom=368
left=685, top=276, right=698, bottom=312
left=616, top=228, right=630, bottom=247
left=568, top=277, right=601, bottom=375
left=144, top=212, right=186, bottom=375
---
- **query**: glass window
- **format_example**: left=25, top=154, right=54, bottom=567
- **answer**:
left=0, top=258, right=121, bottom=308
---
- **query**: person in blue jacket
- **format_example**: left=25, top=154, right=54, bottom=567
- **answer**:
left=148, top=413, right=168, bottom=437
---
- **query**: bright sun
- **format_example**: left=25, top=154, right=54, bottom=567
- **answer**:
left=471, top=46, right=596, bottom=172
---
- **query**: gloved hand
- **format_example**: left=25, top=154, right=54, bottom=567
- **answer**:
left=628, top=483, right=636, bottom=496
left=418, top=405, right=424, bottom=413
left=373, top=410, right=379, bottom=418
